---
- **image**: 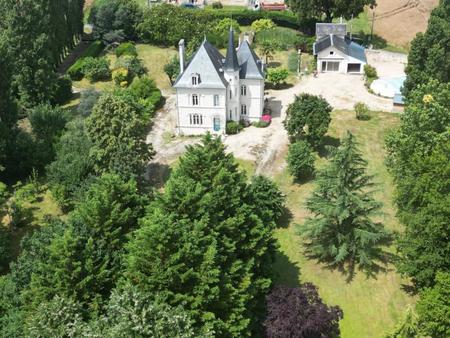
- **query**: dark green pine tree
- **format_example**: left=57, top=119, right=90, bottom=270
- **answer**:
left=27, top=174, right=145, bottom=315
left=300, top=132, right=391, bottom=279
left=125, top=134, right=277, bottom=337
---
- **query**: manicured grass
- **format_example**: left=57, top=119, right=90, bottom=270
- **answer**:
left=273, top=110, right=415, bottom=338
left=235, top=158, right=256, bottom=178
left=135, top=44, right=178, bottom=92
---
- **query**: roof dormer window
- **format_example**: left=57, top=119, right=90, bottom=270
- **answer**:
left=191, top=74, right=200, bottom=86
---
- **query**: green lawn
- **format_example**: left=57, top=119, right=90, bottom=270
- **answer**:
left=271, top=110, right=415, bottom=337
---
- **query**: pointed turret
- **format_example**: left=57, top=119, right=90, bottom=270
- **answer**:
left=224, top=27, right=239, bottom=72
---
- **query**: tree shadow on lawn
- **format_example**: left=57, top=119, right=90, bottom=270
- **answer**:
left=277, top=206, right=293, bottom=229
left=302, top=239, right=397, bottom=284
left=267, top=61, right=282, bottom=68
left=273, top=249, right=301, bottom=287
left=317, top=135, right=341, bottom=158
left=146, top=162, right=172, bottom=189
left=265, top=82, right=294, bottom=90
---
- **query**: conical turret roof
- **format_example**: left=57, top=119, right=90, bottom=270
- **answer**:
left=223, top=27, right=239, bottom=72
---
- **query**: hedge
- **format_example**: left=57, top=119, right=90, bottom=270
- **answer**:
left=206, top=9, right=296, bottom=29
left=67, top=41, right=105, bottom=80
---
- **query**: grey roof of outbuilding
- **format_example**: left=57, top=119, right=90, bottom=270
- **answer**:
left=313, top=34, right=367, bottom=63
left=237, top=41, right=265, bottom=80
left=316, top=23, right=347, bottom=38
left=173, top=39, right=228, bottom=89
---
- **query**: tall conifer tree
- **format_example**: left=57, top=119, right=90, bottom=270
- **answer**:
left=300, top=132, right=390, bottom=278
left=125, top=134, right=277, bottom=336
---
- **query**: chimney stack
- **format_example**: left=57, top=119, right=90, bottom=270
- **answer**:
left=178, top=39, right=185, bottom=74
left=243, top=32, right=251, bottom=44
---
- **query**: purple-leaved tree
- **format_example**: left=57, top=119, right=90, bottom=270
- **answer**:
left=264, top=284, right=343, bottom=338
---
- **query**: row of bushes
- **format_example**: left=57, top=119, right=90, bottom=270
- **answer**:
left=226, top=114, right=272, bottom=135
left=68, top=41, right=105, bottom=80
left=137, top=5, right=315, bottom=48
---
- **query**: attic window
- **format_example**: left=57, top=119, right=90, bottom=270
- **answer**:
left=191, top=74, right=200, bottom=86
left=330, top=51, right=335, bottom=55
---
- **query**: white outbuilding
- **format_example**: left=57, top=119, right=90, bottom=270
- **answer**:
left=313, top=23, right=367, bottom=74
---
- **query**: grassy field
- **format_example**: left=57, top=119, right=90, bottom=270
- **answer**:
left=269, top=110, right=415, bottom=337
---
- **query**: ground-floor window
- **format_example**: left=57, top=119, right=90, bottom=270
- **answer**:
left=322, top=61, right=340, bottom=72
left=189, top=114, right=203, bottom=125
left=241, top=104, right=247, bottom=115
left=347, top=63, right=361, bottom=73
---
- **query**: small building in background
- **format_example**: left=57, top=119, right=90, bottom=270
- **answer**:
left=313, top=23, right=367, bottom=74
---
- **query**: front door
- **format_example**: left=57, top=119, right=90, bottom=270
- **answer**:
left=213, top=117, right=220, bottom=132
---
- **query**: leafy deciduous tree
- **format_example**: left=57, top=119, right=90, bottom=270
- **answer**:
left=264, top=284, right=342, bottom=338
left=289, top=0, right=376, bottom=23
left=86, top=92, right=154, bottom=180
left=284, top=93, right=332, bottom=147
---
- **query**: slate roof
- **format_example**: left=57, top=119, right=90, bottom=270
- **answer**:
left=174, top=30, right=263, bottom=88
left=316, top=23, right=347, bottom=38
left=224, top=28, right=239, bottom=71
left=173, top=39, right=227, bottom=89
left=237, top=40, right=264, bottom=80
left=313, top=34, right=367, bottom=63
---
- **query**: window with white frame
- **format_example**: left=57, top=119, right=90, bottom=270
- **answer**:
left=192, top=94, right=199, bottom=106
left=214, top=94, right=219, bottom=106
left=190, top=114, right=203, bottom=125
left=241, top=104, right=247, bottom=115
left=241, top=85, right=247, bottom=96
left=229, top=90, right=232, bottom=99
left=191, top=74, right=199, bottom=86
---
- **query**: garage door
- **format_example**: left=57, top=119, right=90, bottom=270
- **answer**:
left=347, top=63, right=361, bottom=73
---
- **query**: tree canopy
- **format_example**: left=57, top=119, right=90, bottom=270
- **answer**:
left=264, top=284, right=342, bottom=338
left=289, top=0, right=376, bottom=23
left=300, top=132, right=391, bottom=278
left=402, top=0, right=449, bottom=97
left=125, top=134, right=280, bottom=336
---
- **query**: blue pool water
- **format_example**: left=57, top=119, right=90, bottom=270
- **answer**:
left=384, top=76, right=406, bottom=94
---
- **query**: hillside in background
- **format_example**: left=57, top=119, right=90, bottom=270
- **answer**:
left=369, top=0, right=438, bottom=48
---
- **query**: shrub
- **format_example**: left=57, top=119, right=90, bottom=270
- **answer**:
left=53, top=76, right=73, bottom=105
left=267, top=68, right=289, bottom=88
left=253, top=120, right=270, bottom=128
left=115, top=42, right=137, bottom=57
left=226, top=121, right=242, bottom=134
left=364, top=64, right=378, bottom=87
left=112, top=67, right=130, bottom=86
left=251, top=19, right=275, bottom=33
left=67, top=41, right=105, bottom=80
left=78, top=89, right=100, bottom=116
left=127, top=76, right=163, bottom=114
left=114, top=55, right=146, bottom=80
left=261, top=115, right=272, bottom=123
left=354, top=102, right=370, bottom=120
left=287, top=141, right=315, bottom=180
left=82, top=57, right=111, bottom=82
left=212, top=1, right=223, bottom=9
